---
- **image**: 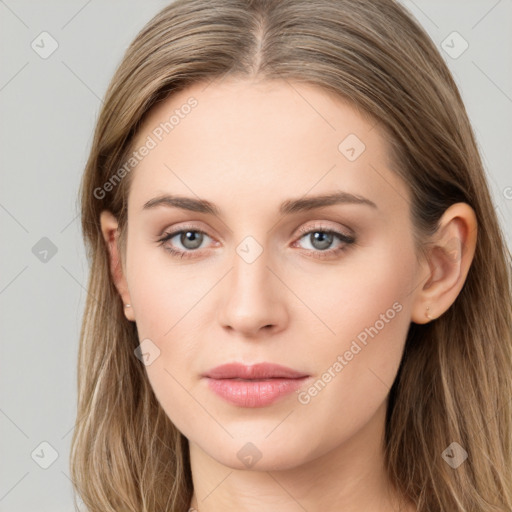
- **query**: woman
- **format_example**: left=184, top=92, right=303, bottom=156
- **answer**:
left=70, top=0, right=512, bottom=510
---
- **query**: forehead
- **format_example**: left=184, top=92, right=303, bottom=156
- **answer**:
left=127, top=78, right=408, bottom=216
left=134, top=78, right=377, bottom=151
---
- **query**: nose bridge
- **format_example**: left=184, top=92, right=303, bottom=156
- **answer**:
left=230, top=233, right=274, bottom=303
left=217, top=232, right=286, bottom=335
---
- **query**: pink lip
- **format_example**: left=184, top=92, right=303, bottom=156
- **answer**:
left=203, top=362, right=309, bottom=380
left=202, top=363, right=310, bottom=408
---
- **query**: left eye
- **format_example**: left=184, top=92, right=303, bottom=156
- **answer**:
left=296, top=229, right=350, bottom=251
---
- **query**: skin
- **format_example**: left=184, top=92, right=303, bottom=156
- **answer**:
left=100, top=77, right=477, bottom=512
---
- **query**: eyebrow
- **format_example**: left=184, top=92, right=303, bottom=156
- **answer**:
left=142, top=190, right=378, bottom=216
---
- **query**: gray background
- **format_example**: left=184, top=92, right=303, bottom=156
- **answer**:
left=1, top=1, right=511, bottom=510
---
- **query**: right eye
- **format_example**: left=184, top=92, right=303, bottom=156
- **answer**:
left=157, top=227, right=215, bottom=259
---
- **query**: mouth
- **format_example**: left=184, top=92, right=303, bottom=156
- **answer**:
left=202, top=362, right=311, bottom=407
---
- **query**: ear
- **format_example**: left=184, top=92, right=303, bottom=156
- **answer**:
left=411, top=202, right=477, bottom=324
left=99, top=210, right=135, bottom=322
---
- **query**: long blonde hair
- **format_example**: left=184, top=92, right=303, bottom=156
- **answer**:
left=71, top=0, right=512, bottom=510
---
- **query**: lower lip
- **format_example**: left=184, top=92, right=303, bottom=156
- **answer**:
left=205, top=377, right=309, bottom=407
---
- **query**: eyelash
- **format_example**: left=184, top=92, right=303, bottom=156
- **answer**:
left=156, top=223, right=356, bottom=261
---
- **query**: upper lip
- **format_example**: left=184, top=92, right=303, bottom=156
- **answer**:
left=203, top=362, right=309, bottom=380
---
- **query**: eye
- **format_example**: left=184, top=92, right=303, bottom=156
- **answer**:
left=157, top=225, right=213, bottom=259
left=294, top=223, right=356, bottom=259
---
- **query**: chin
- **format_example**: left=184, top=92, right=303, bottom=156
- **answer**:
left=196, top=433, right=322, bottom=472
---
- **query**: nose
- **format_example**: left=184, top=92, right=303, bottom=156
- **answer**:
left=217, top=244, right=288, bottom=338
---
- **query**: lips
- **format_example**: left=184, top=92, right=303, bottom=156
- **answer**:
left=202, top=362, right=311, bottom=407
left=203, top=362, right=309, bottom=380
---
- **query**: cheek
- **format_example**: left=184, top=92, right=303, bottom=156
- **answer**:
left=292, top=238, right=415, bottom=343
left=125, top=236, right=211, bottom=341
left=291, top=243, right=414, bottom=404
left=127, top=248, right=211, bottom=435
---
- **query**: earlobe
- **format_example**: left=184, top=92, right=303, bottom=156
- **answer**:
left=99, top=210, right=134, bottom=321
left=411, top=203, right=477, bottom=324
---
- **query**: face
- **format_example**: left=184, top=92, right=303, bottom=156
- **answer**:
left=117, top=78, right=423, bottom=470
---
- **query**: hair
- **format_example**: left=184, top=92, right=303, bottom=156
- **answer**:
left=71, top=0, right=512, bottom=510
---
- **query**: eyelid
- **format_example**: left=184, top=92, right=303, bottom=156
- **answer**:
left=159, top=221, right=209, bottom=236
left=295, top=221, right=354, bottom=239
